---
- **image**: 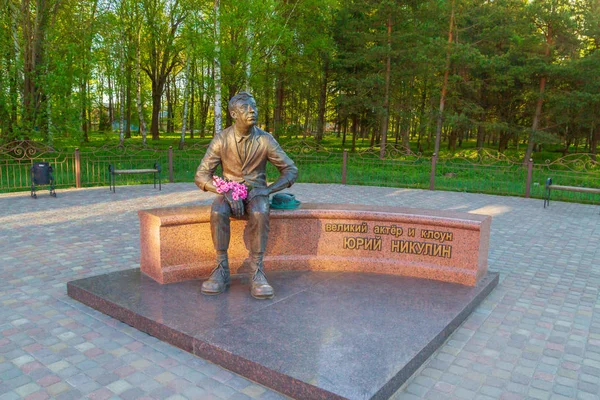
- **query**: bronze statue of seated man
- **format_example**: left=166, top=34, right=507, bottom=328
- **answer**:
left=194, top=92, right=298, bottom=299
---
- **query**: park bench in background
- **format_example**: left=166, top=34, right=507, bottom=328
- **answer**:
left=31, top=162, right=56, bottom=198
left=544, top=177, right=600, bottom=209
left=108, top=163, right=161, bottom=193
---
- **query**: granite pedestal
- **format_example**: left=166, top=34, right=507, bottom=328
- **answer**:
left=68, top=269, right=498, bottom=400
left=140, top=204, right=491, bottom=286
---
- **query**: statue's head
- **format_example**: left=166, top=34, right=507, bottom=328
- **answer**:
left=229, top=92, right=258, bottom=129
left=228, top=92, right=255, bottom=113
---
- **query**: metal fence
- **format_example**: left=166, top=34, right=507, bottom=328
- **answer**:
left=1, top=140, right=599, bottom=204
left=0, top=141, right=76, bottom=191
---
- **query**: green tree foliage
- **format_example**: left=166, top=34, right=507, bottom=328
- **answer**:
left=0, top=0, right=598, bottom=157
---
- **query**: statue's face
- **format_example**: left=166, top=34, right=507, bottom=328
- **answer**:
left=232, top=98, right=258, bottom=130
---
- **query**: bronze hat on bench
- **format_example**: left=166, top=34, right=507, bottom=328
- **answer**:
left=270, top=193, right=300, bottom=210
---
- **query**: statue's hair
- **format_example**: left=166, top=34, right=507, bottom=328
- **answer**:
left=228, top=92, right=255, bottom=114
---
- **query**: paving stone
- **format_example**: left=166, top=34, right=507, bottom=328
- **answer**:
left=75, top=380, right=101, bottom=394
left=240, top=384, right=267, bottom=398
left=6, top=374, right=32, bottom=389
left=511, top=372, right=531, bottom=385
left=577, top=391, right=600, bottom=400
left=23, top=391, right=50, bottom=400
left=506, top=381, right=528, bottom=395
left=553, top=384, right=576, bottom=398
left=14, top=382, right=41, bottom=397
left=479, top=385, right=503, bottom=397
left=148, top=386, right=176, bottom=399
left=528, top=387, right=551, bottom=400
left=225, top=376, right=252, bottom=391
left=229, top=393, right=253, bottom=400
left=2, top=184, right=600, bottom=400
left=46, top=382, right=71, bottom=396
left=211, top=383, right=238, bottom=398
left=165, top=395, right=187, bottom=400
left=406, top=383, right=428, bottom=397
left=181, top=386, right=209, bottom=399
left=119, top=388, right=147, bottom=400
left=412, top=375, right=436, bottom=389
left=453, top=387, right=476, bottom=399
left=577, top=381, right=599, bottom=394
left=257, top=391, right=289, bottom=400
left=531, top=378, right=554, bottom=391
left=0, top=392, right=20, bottom=400
left=95, top=372, right=120, bottom=386
left=54, top=389, right=82, bottom=400
left=136, top=377, right=162, bottom=392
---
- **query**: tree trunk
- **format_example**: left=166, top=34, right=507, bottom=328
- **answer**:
left=303, top=89, right=311, bottom=138
left=179, top=60, right=190, bottom=149
left=200, top=62, right=210, bottom=138
left=108, top=75, right=114, bottom=129
left=125, top=64, right=132, bottom=139
left=81, top=80, right=89, bottom=142
left=119, top=84, right=125, bottom=144
left=22, top=0, right=57, bottom=135
left=476, top=125, right=484, bottom=151
left=394, top=116, right=400, bottom=145
left=274, top=72, right=285, bottom=138
left=379, top=15, right=392, bottom=159
left=136, top=30, right=147, bottom=144
left=201, top=94, right=209, bottom=138
left=316, top=58, right=328, bottom=142
left=166, top=78, right=172, bottom=133
left=291, top=90, right=298, bottom=131
left=199, top=60, right=208, bottom=137
left=448, top=129, right=458, bottom=151
left=498, top=132, right=510, bottom=152
left=434, top=0, right=455, bottom=156
left=370, top=124, right=376, bottom=148
left=190, top=58, right=195, bottom=139
left=402, top=78, right=415, bottom=152
left=524, top=73, right=548, bottom=162
left=213, top=0, right=223, bottom=135
left=590, top=125, right=599, bottom=161
left=342, top=118, right=347, bottom=146
left=401, top=120, right=410, bottom=151
left=524, top=24, right=552, bottom=163
left=264, top=62, right=271, bottom=132
left=226, top=84, right=237, bottom=127
left=351, top=115, right=358, bottom=152
left=150, top=80, right=163, bottom=140
left=3, top=6, right=19, bottom=138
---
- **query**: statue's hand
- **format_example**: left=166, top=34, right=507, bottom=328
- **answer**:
left=224, top=191, right=244, bottom=217
left=247, top=187, right=270, bottom=203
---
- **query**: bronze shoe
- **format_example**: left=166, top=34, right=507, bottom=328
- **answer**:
left=201, top=262, right=230, bottom=295
left=250, top=269, right=274, bottom=299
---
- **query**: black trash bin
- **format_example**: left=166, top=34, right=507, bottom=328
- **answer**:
left=31, top=162, right=56, bottom=198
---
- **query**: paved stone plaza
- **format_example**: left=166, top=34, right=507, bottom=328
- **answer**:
left=0, top=183, right=598, bottom=400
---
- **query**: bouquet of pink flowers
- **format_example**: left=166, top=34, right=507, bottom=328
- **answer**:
left=212, top=176, right=248, bottom=200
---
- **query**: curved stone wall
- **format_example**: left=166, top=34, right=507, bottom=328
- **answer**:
left=139, top=203, right=491, bottom=286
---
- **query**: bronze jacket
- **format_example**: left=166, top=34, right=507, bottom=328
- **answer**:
left=195, top=126, right=298, bottom=191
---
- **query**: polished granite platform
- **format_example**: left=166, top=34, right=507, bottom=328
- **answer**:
left=67, top=270, right=498, bottom=400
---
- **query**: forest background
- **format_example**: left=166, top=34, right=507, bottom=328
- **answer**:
left=1, top=0, right=600, bottom=163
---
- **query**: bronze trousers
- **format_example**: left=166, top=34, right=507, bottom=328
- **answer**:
left=210, top=195, right=270, bottom=254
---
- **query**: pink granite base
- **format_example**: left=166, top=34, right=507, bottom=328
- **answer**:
left=139, top=203, right=491, bottom=286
